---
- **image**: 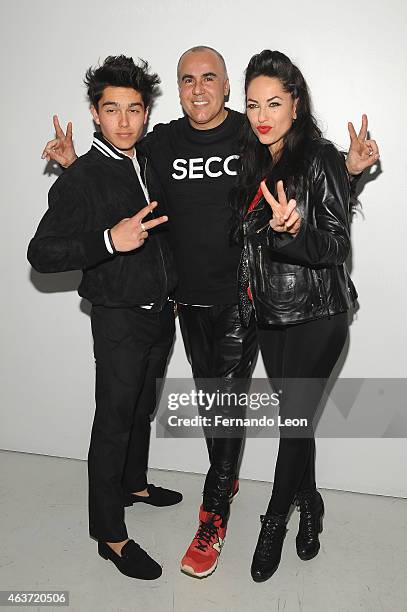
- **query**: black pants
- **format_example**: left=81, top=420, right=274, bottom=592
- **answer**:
left=257, top=313, right=349, bottom=515
left=88, top=302, right=175, bottom=542
left=178, top=304, right=258, bottom=516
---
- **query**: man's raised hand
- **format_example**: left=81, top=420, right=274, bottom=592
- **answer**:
left=110, top=202, right=168, bottom=252
left=260, top=180, right=301, bottom=235
left=41, top=115, right=78, bottom=167
left=346, top=114, right=380, bottom=175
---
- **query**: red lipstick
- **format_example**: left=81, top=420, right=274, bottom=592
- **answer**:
left=257, top=126, right=272, bottom=134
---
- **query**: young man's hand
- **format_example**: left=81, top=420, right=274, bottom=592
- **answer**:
left=110, top=202, right=168, bottom=252
left=41, top=115, right=78, bottom=167
left=345, top=114, right=379, bottom=176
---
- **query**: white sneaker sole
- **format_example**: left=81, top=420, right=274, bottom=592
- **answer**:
left=180, top=557, right=219, bottom=579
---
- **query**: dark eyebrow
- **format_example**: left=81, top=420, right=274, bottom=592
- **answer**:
left=247, top=96, right=283, bottom=103
left=101, top=101, right=143, bottom=108
left=181, top=71, right=218, bottom=81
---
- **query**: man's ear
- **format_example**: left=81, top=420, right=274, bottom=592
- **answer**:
left=90, top=105, right=100, bottom=125
left=224, top=78, right=230, bottom=98
left=144, top=106, right=150, bottom=125
left=177, top=80, right=183, bottom=105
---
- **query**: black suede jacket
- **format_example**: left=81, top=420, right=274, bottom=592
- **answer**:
left=239, top=139, right=357, bottom=327
left=28, top=133, right=177, bottom=309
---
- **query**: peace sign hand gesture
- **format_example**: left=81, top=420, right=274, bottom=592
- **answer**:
left=260, top=180, right=301, bottom=235
left=346, top=114, right=379, bottom=175
left=41, top=115, right=78, bottom=167
left=110, top=202, right=168, bottom=252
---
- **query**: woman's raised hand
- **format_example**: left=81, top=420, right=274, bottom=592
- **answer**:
left=260, top=180, right=301, bottom=235
left=346, top=114, right=379, bottom=175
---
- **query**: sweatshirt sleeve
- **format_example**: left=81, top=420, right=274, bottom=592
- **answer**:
left=27, top=177, right=114, bottom=273
left=267, top=143, right=351, bottom=267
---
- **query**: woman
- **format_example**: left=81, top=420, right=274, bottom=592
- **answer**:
left=231, top=50, right=359, bottom=582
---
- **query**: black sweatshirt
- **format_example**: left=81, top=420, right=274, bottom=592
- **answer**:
left=138, top=109, right=244, bottom=305
left=27, top=133, right=177, bottom=309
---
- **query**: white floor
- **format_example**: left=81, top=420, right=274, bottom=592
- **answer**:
left=0, top=450, right=406, bottom=612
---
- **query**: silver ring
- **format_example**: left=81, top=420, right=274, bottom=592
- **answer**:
left=140, top=223, right=146, bottom=232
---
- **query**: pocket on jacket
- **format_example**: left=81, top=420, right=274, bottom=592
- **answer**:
left=269, top=273, right=296, bottom=303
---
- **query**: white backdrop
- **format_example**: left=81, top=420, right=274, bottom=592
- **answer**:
left=1, top=0, right=406, bottom=497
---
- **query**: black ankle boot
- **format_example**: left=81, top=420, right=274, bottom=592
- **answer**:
left=250, top=513, right=287, bottom=582
left=295, top=488, right=324, bottom=561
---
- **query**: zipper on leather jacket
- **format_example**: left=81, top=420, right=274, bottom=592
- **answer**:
left=311, top=269, right=323, bottom=306
left=241, top=226, right=257, bottom=317
left=143, top=157, right=169, bottom=306
left=313, top=270, right=330, bottom=319
left=257, top=245, right=266, bottom=292
left=320, top=275, right=331, bottom=319
left=256, top=222, right=269, bottom=234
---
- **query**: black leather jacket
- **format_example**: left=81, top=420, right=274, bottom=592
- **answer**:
left=238, top=139, right=357, bottom=327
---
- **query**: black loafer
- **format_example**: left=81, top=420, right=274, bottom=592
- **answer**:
left=124, top=484, right=183, bottom=507
left=98, top=539, right=162, bottom=580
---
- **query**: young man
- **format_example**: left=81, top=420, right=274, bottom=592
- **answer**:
left=41, top=46, right=379, bottom=579
left=29, top=56, right=182, bottom=580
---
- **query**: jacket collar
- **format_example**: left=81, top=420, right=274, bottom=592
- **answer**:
left=92, top=132, right=130, bottom=160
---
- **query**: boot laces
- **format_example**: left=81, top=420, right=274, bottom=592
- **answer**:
left=296, top=493, right=318, bottom=535
left=194, top=517, right=219, bottom=552
left=257, top=515, right=285, bottom=558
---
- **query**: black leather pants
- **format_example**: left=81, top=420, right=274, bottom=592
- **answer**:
left=178, top=304, right=258, bottom=517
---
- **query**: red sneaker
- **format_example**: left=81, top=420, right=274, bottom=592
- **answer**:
left=229, top=478, right=239, bottom=503
left=181, top=506, right=227, bottom=578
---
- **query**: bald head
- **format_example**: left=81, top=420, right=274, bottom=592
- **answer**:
left=177, top=46, right=228, bottom=81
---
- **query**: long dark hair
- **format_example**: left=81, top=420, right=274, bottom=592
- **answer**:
left=230, top=50, right=321, bottom=244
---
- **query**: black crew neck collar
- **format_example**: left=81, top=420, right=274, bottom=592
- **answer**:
left=185, top=107, right=235, bottom=137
